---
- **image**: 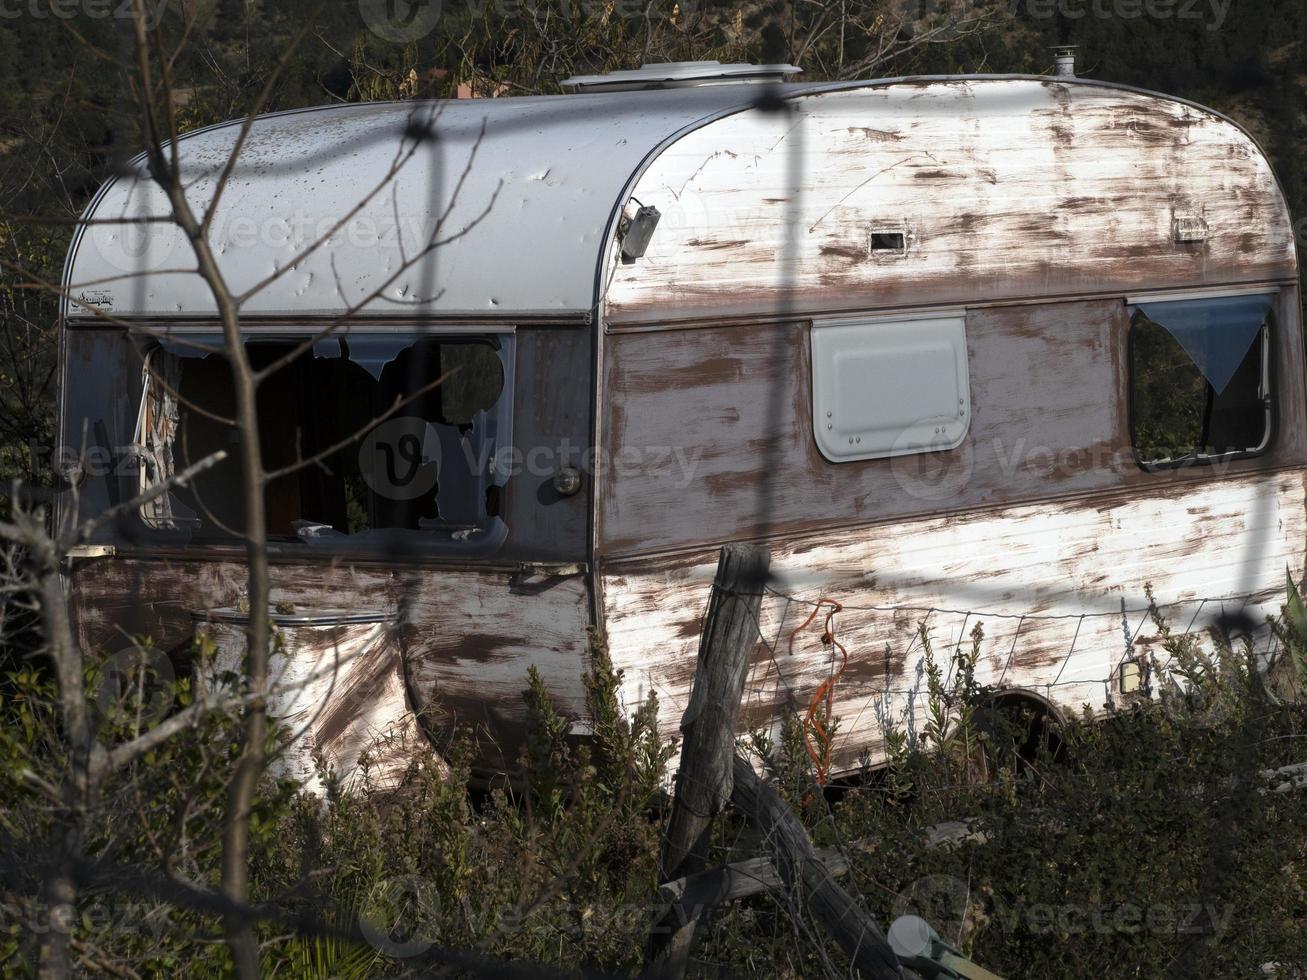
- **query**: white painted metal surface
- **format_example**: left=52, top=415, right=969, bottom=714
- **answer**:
left=602, top=470, right=1307, bottom=776
left=63, top=89, right=780, bottom=319
left=65, top=76, right=1288, bottom=323
left=196, top=609, right=414, bottom=795
left=602, top=79, right=1295, bottom=323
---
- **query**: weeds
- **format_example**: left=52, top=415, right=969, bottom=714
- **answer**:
left=2, top=601, right=1307, bottom=977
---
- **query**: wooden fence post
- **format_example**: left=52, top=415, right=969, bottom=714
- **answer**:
left=644, top=544, right=769, bottom=976
left=731, top=756, right=903, bottom=979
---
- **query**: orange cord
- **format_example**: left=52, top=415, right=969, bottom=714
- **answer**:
left=789, top=598, right=847, bottom=785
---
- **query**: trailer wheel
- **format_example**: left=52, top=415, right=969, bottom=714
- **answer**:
left=975, top=691, right=1067, bottom=771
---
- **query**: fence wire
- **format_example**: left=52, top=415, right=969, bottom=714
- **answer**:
left=661, top=573, right=1297, bottom=978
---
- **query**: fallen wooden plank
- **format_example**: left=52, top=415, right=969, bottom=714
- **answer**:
left=655, top=819, right=987, bottom=915
left=731, top=754, right=903, bottom=979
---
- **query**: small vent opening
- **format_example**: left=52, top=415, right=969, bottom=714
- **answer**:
left=870, top=231, right=907, bottom=252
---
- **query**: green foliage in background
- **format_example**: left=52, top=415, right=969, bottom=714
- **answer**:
left=1128, top=311, right=1209, bottom=462
left=3, top=0, right=1307, bottom=488
left=3, top=2, right=1307, bottom=977
left=4, top=602, right=1305, bottom=977
left=0, top=629, right=676, bottom=976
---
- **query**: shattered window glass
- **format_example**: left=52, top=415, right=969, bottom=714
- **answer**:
left=131, top=331, right=513, bottom=552
left=1128, top=295, right=1272, bottom=467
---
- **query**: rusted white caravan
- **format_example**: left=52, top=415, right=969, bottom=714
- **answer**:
left=60, top=64, right=1307, bottom=787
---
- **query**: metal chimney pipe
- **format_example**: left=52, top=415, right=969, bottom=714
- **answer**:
left=1053, top=46, right=1078, bottom=78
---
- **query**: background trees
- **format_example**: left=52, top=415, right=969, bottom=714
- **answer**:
left=1, top=2, right=1306, bottom=976
left=3, top=0, right=1305, bottom=491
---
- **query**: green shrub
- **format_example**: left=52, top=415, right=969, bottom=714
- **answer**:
left=3, top=605, right=1306, bottom=978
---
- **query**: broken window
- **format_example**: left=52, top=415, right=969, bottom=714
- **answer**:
left=1128, top=294, right=1273, bottom=467
left=131, top=331, right=513, bottom=552
left=133, top=347, right=194, bottom=532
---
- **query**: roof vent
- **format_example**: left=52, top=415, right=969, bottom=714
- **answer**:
left=1053, top=45, right=1078, bottom=78
left=562, top=60, right=802, bottom=93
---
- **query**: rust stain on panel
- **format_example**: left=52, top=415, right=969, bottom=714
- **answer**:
left=399, top=571, right=592, bottom=774
left=603, top=82, right=1295, bottom=326
left=69, top=559, right=594, bottom=784
left=597, top=297, right=1297, bottom=557
left=601, top=471, right=1307, bottom=777
left=686, top=238, right=751, bottom=250
left=819, top=244, right=867, bottom=262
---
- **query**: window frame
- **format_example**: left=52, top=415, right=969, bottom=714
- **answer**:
left=122, top=323, right=517, bottom=556
left=1124, top=290, right=1277, bottom=473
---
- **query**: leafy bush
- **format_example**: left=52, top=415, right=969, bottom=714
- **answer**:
left=3, top=603, right=1307, bottom=978
left=697, top=598, right=1307, bottom=979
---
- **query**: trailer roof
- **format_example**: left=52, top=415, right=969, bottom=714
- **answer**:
left=63, top=85, right=792, bottom=322
left=62, top=76, right=1290, bottom=323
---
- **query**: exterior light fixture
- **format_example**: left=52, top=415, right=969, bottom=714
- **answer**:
left=620, top=203, right=661, bottom=261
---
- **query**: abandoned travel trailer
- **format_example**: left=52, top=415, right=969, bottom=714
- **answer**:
left=58, top=64, right=1306, bottom=788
